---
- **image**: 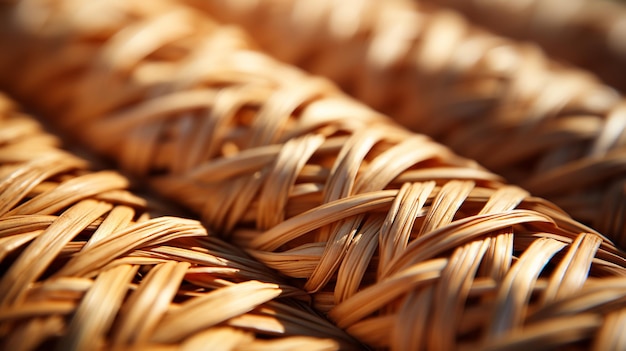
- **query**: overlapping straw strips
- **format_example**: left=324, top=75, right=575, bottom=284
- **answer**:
left=3, top=0, right=626, bottom=350
left=417, top=0, right=626, bottom=91
left=187, top=0, right=626, bottom=247
left=0, top=94, right=359, bottom=350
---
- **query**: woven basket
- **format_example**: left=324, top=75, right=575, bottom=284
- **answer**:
left=0, top=94, right=361, bottom=350
left=186, top=0, right=626, bottom=248
left=3, top=0, right=626, bottom=350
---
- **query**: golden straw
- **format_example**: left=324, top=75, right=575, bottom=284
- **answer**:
left=2, top=0, right=626, bottom=349
left=187, top=0, right=626, bottom=245
left=418, top=0, right=626, bottom=91
left=0, top=94, right=359, bottom=350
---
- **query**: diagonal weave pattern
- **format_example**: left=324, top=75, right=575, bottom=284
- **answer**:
left=3, top=0, right=626, bottom=349
left=187, top=0, right=626, bottom=247
left=0, top=94, right=358, bottom=351
left=418, top=0, right=626, bottom=92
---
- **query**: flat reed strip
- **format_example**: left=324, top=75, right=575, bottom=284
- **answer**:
left=0, top=94, right=358, bottom=350
left=186, top=0, right=626, bottom=246
left=2, top=1, right=626, bottom=349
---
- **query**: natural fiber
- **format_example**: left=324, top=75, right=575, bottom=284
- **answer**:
left=418, top=0, right=626, bottom=91
left=3, top=1, right=626, bottom=350
left=0, top=94, right=358, bottom=350
left=186, top=0, right=626, bottom=246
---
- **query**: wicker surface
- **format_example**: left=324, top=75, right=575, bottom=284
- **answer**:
left=3, top=0, right=626, bottom=350
left=420, top=0, right=626, bottom=91
left=0, top=94, right=358, bottom=350
left=186, top=0, right=626, bottom=247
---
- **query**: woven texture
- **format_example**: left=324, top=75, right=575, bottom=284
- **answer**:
left=0, top=94, right=357, bottom=350
left=3, top=0, right=626, bottom=350
left=419, top=0, right=626, bottom=91
left=187, top=0, right=626, bottom=247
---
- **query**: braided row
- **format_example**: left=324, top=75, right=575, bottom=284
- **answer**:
left=0, top=94, right=358, bottom=350
left=420, top=0, right=626, bottom=91
left=2, top=1, right=626, bottom=349
left=187, top=0, right=626, bottom=246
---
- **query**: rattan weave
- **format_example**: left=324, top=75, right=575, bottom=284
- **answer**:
left=2, top=0, right=626, bottom=350
left=0, top=94, right=358, bottom=350
left=186, top=0, right=626, bottom=247
left=420, top=0, right=626, bottom=91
